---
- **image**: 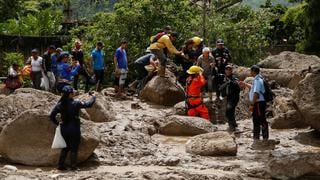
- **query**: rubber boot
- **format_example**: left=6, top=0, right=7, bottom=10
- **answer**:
left=70, top=152, right=79, bottom=171
left=58, top=149, right=68, bottom=170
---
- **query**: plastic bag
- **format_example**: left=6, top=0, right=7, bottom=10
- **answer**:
left=40, top=72, right=50, bottom=91
left=51, top=125, right=67, bottom=149
left=46, top=71, right=56, bottom=89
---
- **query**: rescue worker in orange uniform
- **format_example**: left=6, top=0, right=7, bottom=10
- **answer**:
left=186, top=66, right=210, bottom=120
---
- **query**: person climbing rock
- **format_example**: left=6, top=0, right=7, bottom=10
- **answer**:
left=50, top=85, right=96, bottom=171
left=150, top=25, right=172, bottom=44
left=186, top=65, right=209, bottom=120
left=149, top=32, right=184, bottom=77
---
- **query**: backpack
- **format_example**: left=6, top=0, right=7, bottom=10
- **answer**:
left=262, top=78, right=274, bottom=102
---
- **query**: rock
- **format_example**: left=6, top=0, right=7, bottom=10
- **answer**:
left=140, top=76, right=185, bottom=106
left=76, top=92, right=115, bottom=122
left=173, top=101, right=186, bottom=115
left=185, top=132, right=237, bottom=156
left=268, top=153, right=320, bottom=179
left=270, top=96, right=307, bottom=129
left=293, top=73, right=320, bottom=130
left=3, top=165, right=17, bottom=172
left=0, top=109, right=100, bottom=166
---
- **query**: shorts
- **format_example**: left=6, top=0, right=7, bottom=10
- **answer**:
left=113, top=69, right=127, bottom=86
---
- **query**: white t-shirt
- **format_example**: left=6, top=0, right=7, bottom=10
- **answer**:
left=28, top=56, right=43, bottom=72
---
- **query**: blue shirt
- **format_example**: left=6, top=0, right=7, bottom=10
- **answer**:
left=91, top=49, right=105, bottom=70
left=249, top=74, right=265, bottom=102
left=135, top=54, right=155, bottom=66
left=115, top=47, right=128, bottom=69
left=51, top=54, right=59, bottom=75
left=57, top=62, right=80, bottom=81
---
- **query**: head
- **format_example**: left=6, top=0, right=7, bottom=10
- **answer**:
left=31, top=49, right=39, bottom=58
left=48, top=45, right=56, bottom=54
left=96, top=41, right=104, bottom=50
left=192, top=37, right=203, bottom=47
left=225, top=65, right=233, bottom=76
left=187, top=65, right=202, bottom=77
left=75, top=40, right=82, bottom=49
left=61, top=85, right=75, bottom=99
left=56, top=48, right=63, bottom=55
left=250, top=65, right=260, bottom=77
left=12, top=63, right=19, bottom=70
left=216, top=39, right=224, bottom=49
left=169, top=32, right=178, bottom=42
left=202, top=47, right=210, bottom=59
left=164, top=25, right=172, bottom=34
left=120, top=39, right=128, bottom=49
left=185, top=39, right=194, bottom=49
left=61, top=52, right=70, bottom=63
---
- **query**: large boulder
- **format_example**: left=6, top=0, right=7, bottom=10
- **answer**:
left=270, top=96, right=307, bottom=129
left=173, top=101, right=186, bottom=116
left=258, top=51, right=320, bottom=70
left=268, top=153, right=320, bottom=179
left=186, top=132, right=237, bottom=156
left=76, top=92, right=115, bottom=122
left=293, top=72, right=320, bottom=130
left=0, top=109, right=100, bottom=166
left=140, top=76, right=185, bottom=106
left=157, top=115, right=217, bottom=136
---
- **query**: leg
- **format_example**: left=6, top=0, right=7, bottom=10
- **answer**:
left=207, top=75, right=213, bottom=102
left=58, top=148, right=69, bottom=170
left=73, top=74, right=79, bottom=90
left=259, top=102, right=269, bottom=140
left=226, top=101, right=237, bottom=131
left=187, top=108, right=197, bottom=117
left=151, top=49, right=167, bottom=77
left=81, top=68, right=90, bottom=92
left=197, top=104, right=210, bottom=120
left=119, top=69, right=127, bottom=96
left=252, top=104, right=261, bottom=139
left=69, top=133, right=81, bottom=170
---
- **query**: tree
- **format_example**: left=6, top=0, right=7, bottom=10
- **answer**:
left=0, top=0, right=23, bottom=22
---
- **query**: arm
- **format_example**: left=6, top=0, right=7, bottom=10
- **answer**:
left=50, top=103, right=61, bottom=126
left=70, top=64, right=80, bottom=76
left=163, top=36, right=180, bottom=55
left=150, top=57, right=158, bottom=70
left=26, top=57, right=31, bottom=65
left=78, top=96, right=96, bottom=109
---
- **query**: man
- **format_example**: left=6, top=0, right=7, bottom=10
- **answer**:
left=114, top=39, right=129, bottom=97
left=26, top=49, right=43, bottom=90
left=241, top=65, right=268, bottom=140
left=91, top=41, right=105, bottom=91
left=149, top=32, right=183, bottom=77
left=42, top=45, right=56, bottom=91
left=71, top=40, right=90, bottom=92
left=196, top=47, right=215, bottom=102
left=186, top=65, right=209, bottom=120
left=52, top=47, right=63, bottom=78
left=150, top=25, right=172, bottom=44
left=134, top=53, right=158, bottom=93
left=191, top=36, right=205, bottom=59
left=212, top=39, right=231, bottom=74
left=219, top=65, right=241, bottom=131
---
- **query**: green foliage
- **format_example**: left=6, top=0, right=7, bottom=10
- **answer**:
left=0, top=9, right=63, bottom=36
left=0, top=53, right=24, bottom=76
left=0, top=0, right=23, bottom=22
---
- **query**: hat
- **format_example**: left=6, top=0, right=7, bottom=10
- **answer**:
left=56, top=48, right=63, bottom=52
left=192, top=37, right=203, bottom=46
left=31, top=49, right=38, bottom=53
left=225, top=64, right=233, bottom=69
left=62, top=85, right=74, bottom=94
left=187, top=66, right=203, bottom=75
left=250, top=65, right=260, bottom=73
left=216, top=39, right=224, bottom=45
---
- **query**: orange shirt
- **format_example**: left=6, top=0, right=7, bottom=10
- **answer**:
left=187, top=74, right=206, bottom=97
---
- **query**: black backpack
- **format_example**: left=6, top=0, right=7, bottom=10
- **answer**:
left=262, top=78, right=274, bottom=102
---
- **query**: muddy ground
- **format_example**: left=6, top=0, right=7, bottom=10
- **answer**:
left=0, top=94, right=320, bottom=180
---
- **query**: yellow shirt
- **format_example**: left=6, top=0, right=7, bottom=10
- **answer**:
left=149, top=35, right=179, bottom=55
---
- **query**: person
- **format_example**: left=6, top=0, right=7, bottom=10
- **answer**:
left=186, top=66, right=209, bottom=120
left=26, top=49, right=43, bottom=90
left=113, top=39, right=129, bottom=97
left=91, top=41, right=105, bottom=91
left=5, top=63, right=23, bottom=93
left=56, top=53, right=80, bottom=93
left=191, top=36, right=205, bottom=59
left=150, top=25, right=172, bottom=44
left=52, top=48, right=63, bottom=78
left=219, top=65, right=241, bottom=131
left=212, top=39, right=231, bottom=74
left=134, top=53, right=158, bottom=93
left=196, top=47, right=215, bottom=102
left=50, top=85, right=96, bottom=170
left=71, top=40, right=90, bottom=92
left=42, top=45, right=56, bottom=91
left=240, top=65, right=268, bottom=140
left=149, top=32, right=184, bottom=77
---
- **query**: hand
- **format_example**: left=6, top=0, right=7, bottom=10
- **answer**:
left=115, top=68, right=120, bottom=74
left=249, top=105, right=254, bottom=112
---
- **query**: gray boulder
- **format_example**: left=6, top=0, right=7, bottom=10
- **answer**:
left=186, top=132, right=237, bottom=156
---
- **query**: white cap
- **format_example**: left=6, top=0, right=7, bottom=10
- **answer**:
left=202, top=47, right=210, bottom=53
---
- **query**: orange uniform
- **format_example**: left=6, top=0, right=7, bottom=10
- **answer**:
left=186, top=74, right=209, bottom=120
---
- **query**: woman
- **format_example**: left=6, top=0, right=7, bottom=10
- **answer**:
left=26, top=49, right=43, bottom=89
left=50, top=85, right=96, bottom=170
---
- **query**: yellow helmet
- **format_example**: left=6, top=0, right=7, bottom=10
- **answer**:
left=187, top=66, right=203, bottom=74
left=192, top=37, right=203, bottom=46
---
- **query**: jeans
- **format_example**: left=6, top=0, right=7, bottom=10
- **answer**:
left=252, top=101, right=269, bottom=140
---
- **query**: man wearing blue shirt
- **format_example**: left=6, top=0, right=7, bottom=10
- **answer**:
left=91, top=41, right=105, bottom=91
left=241, top=65, right=268, bottom=140
left=113, top=39, right=129, bottom=97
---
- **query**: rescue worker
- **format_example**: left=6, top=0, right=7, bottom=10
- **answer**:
left=150, top=26, right=172, bottom=44
left=190, top=36, right=205, bottom=59
left=50, top=85, right=96, bottom=171
left=219, top=65, right=241, bottom=131
left=196, top=47, right=215, bottom=102
left=212, top=39, right=231, bottom=74
left=56, top=53, right=80, bottom=93
left=149, top=32, right=184, bottom=77
left=186, top=66, right=209, bottom=120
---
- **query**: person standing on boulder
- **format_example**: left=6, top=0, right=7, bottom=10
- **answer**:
left=240, top=65, right=269, bottom=140
left=91, top=41, right=105, bottom=91
left=50, top=85, right=96, bottom=171
left=185, top=66, right=209, bottom=120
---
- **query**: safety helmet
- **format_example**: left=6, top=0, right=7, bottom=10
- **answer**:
left=187, top=66, right=203, bottom=75
left=62, top=85, right=74, bottom=94
left=192, top=37, right=203, bottom=46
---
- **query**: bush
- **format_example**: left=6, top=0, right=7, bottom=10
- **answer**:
left=0, top=52, right=24, bottom=77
